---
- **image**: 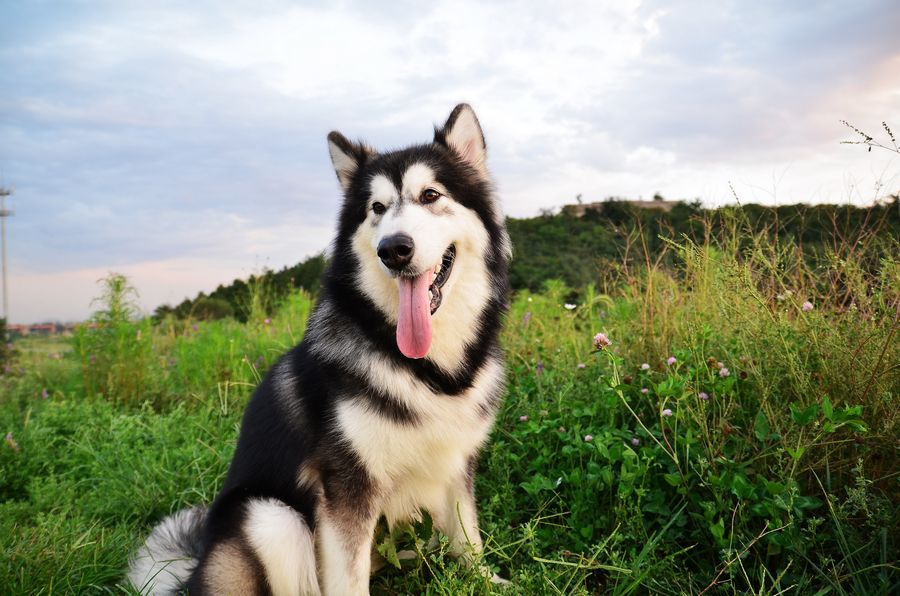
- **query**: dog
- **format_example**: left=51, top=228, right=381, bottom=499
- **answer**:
left=128, top=104, right=511, bottom=595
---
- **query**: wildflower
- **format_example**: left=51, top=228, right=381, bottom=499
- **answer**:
left=519, top=415, right=529, bottom=422
left=640, top=388, right=649, bottom=395
left=191, top=324, right=199, bottom=331
left=699, top=391, right=710, bottom=401
left=631, top=437, right=640, bottom=447
left=522, top=311, right=532, bottom=325
left=564, top=303, right=576, bottom=310
left=719, top=367, right=730, bottom=378
left=801, top=301, right=814, bottom=312
left=527, top=296, right=533, bottom=302
left=264, top=318, right=272, bottom=325
left=535, top=360, right=544, bottom=375
left=4, top=432, right=19, bottom=452
left=584, top=434, right=594, bottom=442
left=641, top=363, right=650, bottom=371
left=558, top=426, right=566, bottom=433
left=666, top=356, right=677, bottom=366
left=89, top=354, right=97, bottom=364
left=41, top=389, right=48, bottom=399
left=576, top=363, right=586, bottom=369
left=716, top=361, right=724, bottom=369
left=662, top=408, right=673, bottom=417
left=593, top=332, right=612, bottom=350
left=623, top=375, right=633, bottom=384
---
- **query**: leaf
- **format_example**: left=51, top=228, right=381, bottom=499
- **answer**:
left=731, top=474, right=755, bottom=499
left=790, top=403, right=819, bottom=426
left=709, top=518, right=725, bottom=542
left=416, top=510, right=434, bottom=542
left=821, top=395, right=833, bottom=420
left=754, top=411, right=770, bottom=441
left=663, top=472, right=681, bottom=487
left=376, top=535, right=402, bottom=569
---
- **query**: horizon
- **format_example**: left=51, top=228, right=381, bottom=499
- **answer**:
left=2, top=1, right=899, bottom=323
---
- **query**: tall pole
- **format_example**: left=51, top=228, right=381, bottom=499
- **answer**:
left=0, top=187, right=12, bottom=322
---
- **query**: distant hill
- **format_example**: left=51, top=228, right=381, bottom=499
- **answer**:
left=156, top=197, right=899, bottom=321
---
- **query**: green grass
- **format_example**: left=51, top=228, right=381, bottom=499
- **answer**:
left=1, top=215, right=898, bottom=594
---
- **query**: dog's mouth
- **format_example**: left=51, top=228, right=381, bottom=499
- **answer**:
left=395, top=244, right=455, bottom=359
left=428, top=245, right=456, bottom=315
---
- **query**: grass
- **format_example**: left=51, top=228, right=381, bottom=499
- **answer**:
left=1, top=210, right=898, bottom=594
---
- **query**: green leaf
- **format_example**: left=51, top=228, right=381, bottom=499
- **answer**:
left=709, top=518, right=725, bottom=542
left=376, top=535, right=402, bottom=569
left=731, top=474, right=755, bottom=499
left=822, top=395, right=833, bottom=420
left=754, top=411, right=771, bottom=441
left=790, top=403, right=819, bottom=426
left=416, top=510, right=434, bottom=542
left=663, top=472, right=681, bottom=486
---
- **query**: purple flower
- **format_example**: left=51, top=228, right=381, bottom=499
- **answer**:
left=593, top=332, right=612, bottom=350
left=630, top=437, right=640, bottom=446
left=41, top=389, right=49, bottom=399
left=535, top=360, right=544, bottom=375
left=640, top=388, right=649, bottom=395
left=801, top=301, right=814, bottom=312
left=191, top=324, right=199, bottom=332
left=576, top=362, right=586, bottom=369
left=583, top=434, right=594, bottom=442
left=519, top=415, right=529, bottom=422
left=641, top=363, right=650, bottom=371
left=719, top=367, right=730, bottom=378
left=662, top=408, right=673, bottom=417
left=522, top=311, right=532, bottom=325
left=699, top=391, right=710, bottom=401
left=666, top=356, right=677, bottom=366
left=264, top=318, right=272, bottom=325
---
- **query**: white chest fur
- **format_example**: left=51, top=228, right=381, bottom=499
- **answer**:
left=335, top=358, right=504, bottom=525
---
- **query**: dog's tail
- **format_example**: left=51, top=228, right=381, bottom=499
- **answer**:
left=127, top=506, right=206, bottom=595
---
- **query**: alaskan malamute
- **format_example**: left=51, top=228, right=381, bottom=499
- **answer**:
left=128, top=104, right=511, bottom=595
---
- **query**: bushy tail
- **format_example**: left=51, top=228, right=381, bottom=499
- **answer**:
left=128, top=506, right=206, bottom=595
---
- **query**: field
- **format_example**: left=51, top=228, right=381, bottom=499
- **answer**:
left=1, top=209, right=898, bottom=594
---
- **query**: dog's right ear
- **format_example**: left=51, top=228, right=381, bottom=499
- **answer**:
left=327, top=131, right=374, bottom=192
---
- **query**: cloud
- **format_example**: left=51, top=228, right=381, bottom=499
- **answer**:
left=1, top=0, right=899, bottom=321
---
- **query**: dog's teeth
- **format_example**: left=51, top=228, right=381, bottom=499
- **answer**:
left=429, top=290, right=434, bottom=300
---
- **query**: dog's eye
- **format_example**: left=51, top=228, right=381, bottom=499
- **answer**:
left=372, top=202, right=386, bottom=215
left=421, top=188, right=441, bottom=203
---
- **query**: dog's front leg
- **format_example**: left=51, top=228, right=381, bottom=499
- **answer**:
left=316, top=499, right=378, bottom=596
left=435, top=471, right=483, bottom=563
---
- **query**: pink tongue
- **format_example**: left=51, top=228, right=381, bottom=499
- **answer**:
left=396, top=271, right=433, bottom=359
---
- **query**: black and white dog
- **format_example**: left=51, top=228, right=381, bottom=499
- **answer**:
left=128, top=104, right=511, bottom=595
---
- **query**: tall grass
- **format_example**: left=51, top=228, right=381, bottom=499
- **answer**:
left=0, top=207, right=897, bottom=594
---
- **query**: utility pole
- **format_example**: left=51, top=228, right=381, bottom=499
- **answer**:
left=0, top=187, right=12, bottom=322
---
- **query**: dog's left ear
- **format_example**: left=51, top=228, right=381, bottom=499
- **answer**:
left=327, top=131, right=375, bottom=193
left=435, top=104, right=487, bottom=175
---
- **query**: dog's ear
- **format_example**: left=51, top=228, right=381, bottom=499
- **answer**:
left=435, top=104, right=486, bottom=175
left=327, top=131, right=374, bottom=192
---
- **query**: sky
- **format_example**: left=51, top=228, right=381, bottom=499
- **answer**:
left=1, top=0, right=899, bottom=323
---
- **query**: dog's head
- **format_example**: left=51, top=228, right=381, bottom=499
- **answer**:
left=327, top=104, right=509, bottom=361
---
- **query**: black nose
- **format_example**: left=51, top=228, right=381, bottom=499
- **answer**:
left=377, top=233, right=415, bottom=271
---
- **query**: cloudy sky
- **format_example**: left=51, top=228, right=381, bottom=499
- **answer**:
left=2, top=0, right=899, bottom=323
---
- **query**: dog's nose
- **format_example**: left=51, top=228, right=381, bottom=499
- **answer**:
left=377, top=233, right=415, bottom=271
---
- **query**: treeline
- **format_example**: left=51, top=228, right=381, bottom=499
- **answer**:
left=153, top=254, right=326, bottom=322
left=508, top=197, right=899, bottom=291
left=156, top=197, right=899, bottom=320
